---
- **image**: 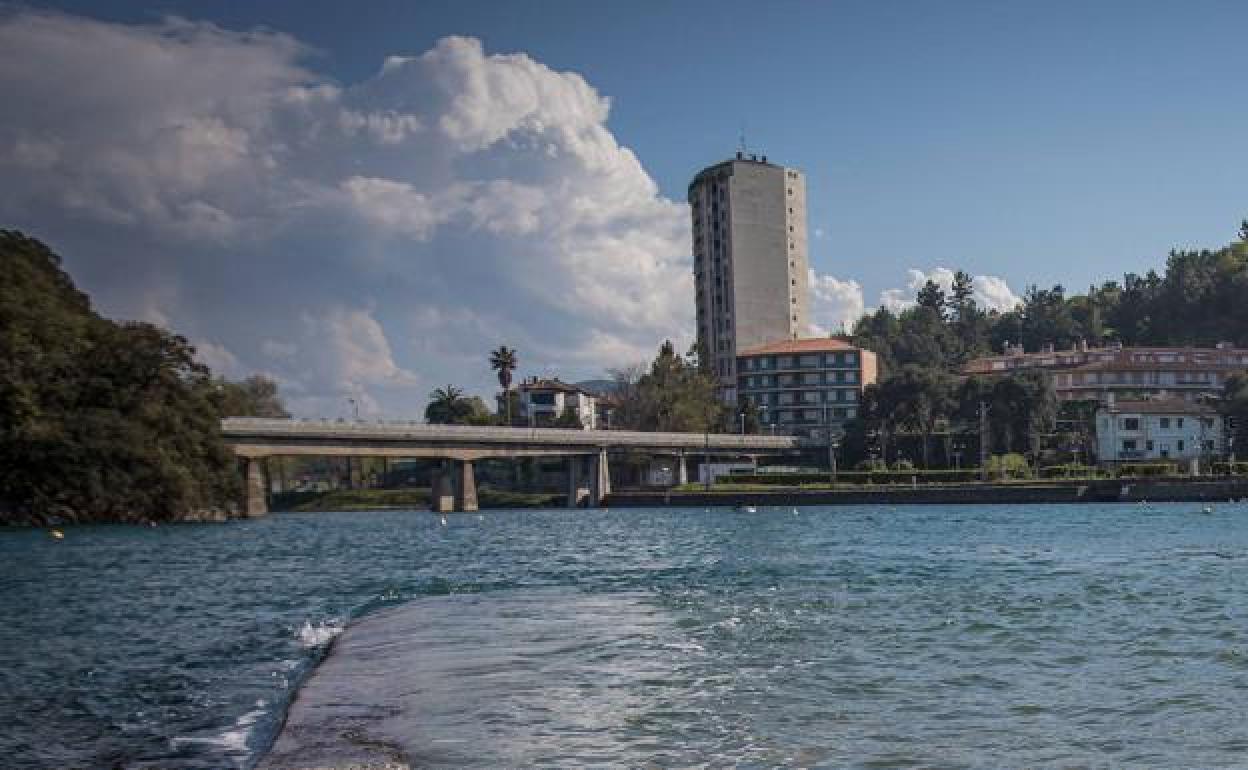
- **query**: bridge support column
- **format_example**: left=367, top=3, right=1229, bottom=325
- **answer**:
left=566, top=456, right=589, bottom=508
left=244, top=458, right=267, bottom=517
left=676, top=453, right=689, bottom=486
left=456, top=460, right=478, bottom=512
left=590, top=449, right=611, bottom=507
left=431, top=462, right=455, bottom=513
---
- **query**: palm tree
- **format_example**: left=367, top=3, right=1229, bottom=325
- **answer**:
left=490, top=346, right=518, bottom=425
left=425, top=385, right=465, bottom=424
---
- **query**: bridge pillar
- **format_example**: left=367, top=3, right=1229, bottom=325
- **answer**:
left=431, top=462, right=455, bottom=513
left=456, top=460, right=478, bottom=512
left=566, top=456, right=588, bottom=508
left=676, top=453, right=689, bottom=486
left=589, top=449, right=611, bottom=507
left=244, top=457, right=268, bottom=517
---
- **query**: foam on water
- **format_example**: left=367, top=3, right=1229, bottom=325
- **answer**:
left=296, top=618, right=344, bottom=648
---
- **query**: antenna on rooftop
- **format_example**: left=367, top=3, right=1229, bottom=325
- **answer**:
left=737, top=123, right=748, bottom=159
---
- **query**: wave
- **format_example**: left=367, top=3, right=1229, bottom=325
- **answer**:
left=296, top=618, right=344, bottom=649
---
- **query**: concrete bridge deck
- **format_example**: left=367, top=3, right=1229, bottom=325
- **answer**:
left=220, top=418, right=803, bottom=516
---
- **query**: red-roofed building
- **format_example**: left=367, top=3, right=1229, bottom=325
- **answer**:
left=735, top=337, right=878, bottom=437
left=963, top=342, right=1248, bottom=403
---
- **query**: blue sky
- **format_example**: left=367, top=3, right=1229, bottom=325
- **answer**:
left=5, top=2, right=1248, bottom=415
left=44, top=0, right=1248, bottom=294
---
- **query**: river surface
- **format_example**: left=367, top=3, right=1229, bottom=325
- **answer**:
left=4, top=504, right=1248, bottom=768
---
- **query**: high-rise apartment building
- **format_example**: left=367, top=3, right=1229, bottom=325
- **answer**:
left=689, top=153, right=809, bottom=400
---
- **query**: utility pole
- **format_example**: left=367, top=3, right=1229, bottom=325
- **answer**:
left=703, top=429, right=711, bottom=491
left=979, top=399, right=989, bottom=482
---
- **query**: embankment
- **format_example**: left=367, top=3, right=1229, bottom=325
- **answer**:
left=608, top=478, right=1248, bottom=507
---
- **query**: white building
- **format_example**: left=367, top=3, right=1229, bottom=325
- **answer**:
left=515, top=378, right=599, bottom=430
left=689, top=153, right=810, bottom=400
left=1095, top=397, right=1223, bottom=468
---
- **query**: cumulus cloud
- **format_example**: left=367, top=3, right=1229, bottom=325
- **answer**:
left=807, top=269, right=864, bottom=335
left=0, top=12, right=692, bottom=417
left=877, top=267, right=1021, bottom=314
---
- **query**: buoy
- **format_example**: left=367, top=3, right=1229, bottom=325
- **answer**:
left=50, top=529, right=64, bottom=540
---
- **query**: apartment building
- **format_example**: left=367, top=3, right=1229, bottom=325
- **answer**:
left=1095, top=397, right=1223, bottom=466
left=690, top=153, right=810, bottom=400
left=963, top=342, right=1248, bottom=402
left=735, top=337, right=878, bottom=438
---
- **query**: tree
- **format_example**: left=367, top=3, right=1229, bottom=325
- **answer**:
left=0, top=230, right=240, bottom=524
left=890, top=366, right=955, bottom=468
left=216, top=375, right=289, bottom=418
left=1222, top=373, right=1248, bottom=460
left=489, top=346, right=518, bottom=425
left=425, top=385, right=468, bottom=424
left=609, top=341, right=725, bottom=432
left=553, top=405, right=585, bottom=429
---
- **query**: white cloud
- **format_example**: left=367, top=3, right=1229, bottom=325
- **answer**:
left=0, top=13, right=693, bottom=416
left=807, top=269, right=864, bottom=335
left=877, top=267, right=1021, bottom=314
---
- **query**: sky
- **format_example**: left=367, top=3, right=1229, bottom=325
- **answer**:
left=4, top=1, right=1247, bottom=417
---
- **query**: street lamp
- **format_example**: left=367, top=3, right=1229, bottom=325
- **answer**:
left=739, top=411, right=746, bottom=435
left=346, top=397, right=359, bottom=421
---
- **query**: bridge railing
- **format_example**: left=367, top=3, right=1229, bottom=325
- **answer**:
left=220, top=417, right=805, bottom=451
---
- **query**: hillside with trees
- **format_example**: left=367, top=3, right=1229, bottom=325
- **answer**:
left=0, top=231, right=284, bottom=525
left=842, top=221, right=1248, bottom=469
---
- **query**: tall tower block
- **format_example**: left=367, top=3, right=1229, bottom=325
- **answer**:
left=689, top=153, right=810, bottom=400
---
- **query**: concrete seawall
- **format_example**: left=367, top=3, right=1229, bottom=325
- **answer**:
left=608, top=479, right=1248, bottom=507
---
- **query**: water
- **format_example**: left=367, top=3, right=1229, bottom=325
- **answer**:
left=3, top=504, right=1248, bottom=768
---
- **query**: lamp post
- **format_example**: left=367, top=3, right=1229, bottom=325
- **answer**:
left=347, top=397, right=359, bottom=421
left=739, top=411, right=746, bottom=435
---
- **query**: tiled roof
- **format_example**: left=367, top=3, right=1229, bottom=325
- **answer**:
left=736, top=337, right=856, bottom=356
left=1101, top=399, right=1219, bottom=415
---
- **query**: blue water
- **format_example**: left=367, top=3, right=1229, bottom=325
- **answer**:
left=4, top=504, right=1248, bottom=768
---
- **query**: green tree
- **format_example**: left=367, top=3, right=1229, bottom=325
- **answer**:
left=553, top=405, right=585, bottom=429
left=425, top=385, right=477, bottom=424
left=0, top=230, right=240, bottom=524
left=1222, top=373, right=1248, bottom=460
left=216, top=375, right=289, bottom=418
left=610, top=341, right=725, bottom=432
left=489, top=346, right=518, bottom=425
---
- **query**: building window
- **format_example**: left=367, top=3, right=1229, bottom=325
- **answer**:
left=1121, top=418, right=1140, bottom=431
left=799, top=354, right=819, bottom=367
left=1159, top=417, right=1170, bottom=429
left=1178, top=440, right=1185, bottom=451
left=778, top=356, right=794, bottom=368
left=1177, top=418, right=1184, bottom=428
left=1122, top=439, right=1137, bottom=451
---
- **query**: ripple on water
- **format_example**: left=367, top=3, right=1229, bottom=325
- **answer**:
left=4, top=504, right=1248, bottom=768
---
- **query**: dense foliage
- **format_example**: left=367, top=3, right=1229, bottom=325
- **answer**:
left=0, top=231, right=255, bottom=524
left=853, top=222, right=1248, bottom=375
left=840, top=221, right=1248, bottom=469
left=610, top=341, right=726, bottom=433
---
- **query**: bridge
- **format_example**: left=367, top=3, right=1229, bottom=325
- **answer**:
left=221, top=418, right=803, bottom=515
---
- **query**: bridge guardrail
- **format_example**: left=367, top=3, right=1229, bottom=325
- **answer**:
left=220, top=417, right=805, bottom=451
